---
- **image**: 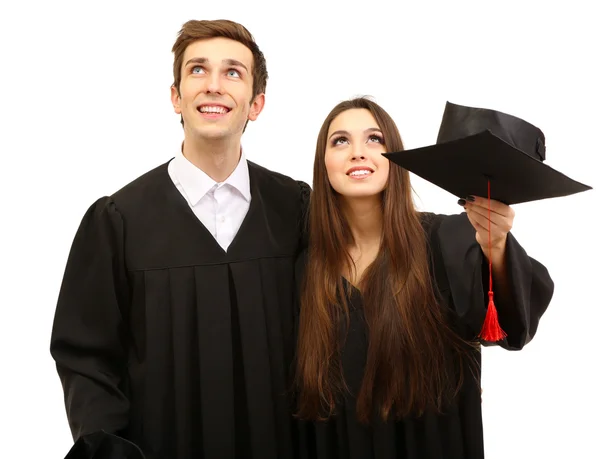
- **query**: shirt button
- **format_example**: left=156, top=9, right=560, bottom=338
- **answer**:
left=218, top=215, right=225, bottom=223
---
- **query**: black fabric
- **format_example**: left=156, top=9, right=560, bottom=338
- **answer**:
left=65, top=431, right=146, bottom=459
left=383, top=101, right=591, bottom=204
left=294, top=212, right=554, bottom=459
left=50, top=159, right=311, bottom=459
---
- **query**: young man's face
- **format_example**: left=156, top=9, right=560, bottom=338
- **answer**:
left=171, top=37, right=265, bottom=143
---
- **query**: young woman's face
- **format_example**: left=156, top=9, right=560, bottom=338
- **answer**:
left=324, top=108, right=390, bottom=199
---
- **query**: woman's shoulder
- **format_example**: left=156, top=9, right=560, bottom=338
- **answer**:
left=418, top=211, right=446, bottom=237
left=418, top=211, right=468, bottom=235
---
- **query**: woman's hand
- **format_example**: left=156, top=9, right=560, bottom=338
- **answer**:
left=459, top=195, right=515, bottom=261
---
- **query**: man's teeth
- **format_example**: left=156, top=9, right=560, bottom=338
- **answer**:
left=349, top=170, right=372, bottom=176
left=199, top=106, right=228, bottom=114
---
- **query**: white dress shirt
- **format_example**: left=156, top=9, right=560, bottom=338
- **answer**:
left=167, top=149, right=251, bottom=252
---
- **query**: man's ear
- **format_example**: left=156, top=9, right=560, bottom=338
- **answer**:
left=170, top=85, right=182, bottom=114
left=248, top=93, right=265, bottom=121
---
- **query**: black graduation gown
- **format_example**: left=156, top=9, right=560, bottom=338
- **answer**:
left=294, top=212, right=554, bottom=459
left=50, top=159, right=311, bottom=459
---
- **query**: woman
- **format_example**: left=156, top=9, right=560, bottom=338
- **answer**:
left=293, top=97, right=554, bottom=458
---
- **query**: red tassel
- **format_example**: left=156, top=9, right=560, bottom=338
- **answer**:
left=479, top=292, right=507, bottom=341
left=478, top=179, right=507, bottom=342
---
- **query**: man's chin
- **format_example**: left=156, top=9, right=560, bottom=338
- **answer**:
left=190, top=126, right=231, bottom=141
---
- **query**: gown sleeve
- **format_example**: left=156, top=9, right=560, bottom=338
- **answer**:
left=431, top=212, right=554, bottom=350
left=64, top=431, right=145, bottom=459
left=296, top=180, right=312, bottom=251
left=50, top=196, right=140, bottom=456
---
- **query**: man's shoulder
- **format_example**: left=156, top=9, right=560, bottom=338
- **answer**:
left=110, top=160, right=172, bottom=202
left=248, top=160, right=311, bottom=195
left=248, top=160, right=302, bottom=185
left=76, top=161, right=173, bottom=222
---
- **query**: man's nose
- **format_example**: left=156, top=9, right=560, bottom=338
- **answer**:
left=205, top=73, right=223, bottom=94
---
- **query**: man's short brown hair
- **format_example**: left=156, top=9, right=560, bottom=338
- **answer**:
left=171, top=19, right=268, bottom=102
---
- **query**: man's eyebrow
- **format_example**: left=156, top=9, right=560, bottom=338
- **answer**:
left=223, top=59, right=248, bottom=72
left=184, top=57, right=248, bottom=73
left=185, top=57, right=208, bottom=67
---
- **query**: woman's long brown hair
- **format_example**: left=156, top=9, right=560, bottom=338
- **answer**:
left=295, top=97, right=477, bottom=424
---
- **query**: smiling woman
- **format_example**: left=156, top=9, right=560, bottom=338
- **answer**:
left=293, top=96, right=554, bottom=459
left=324, top=110, right=390, bottom=198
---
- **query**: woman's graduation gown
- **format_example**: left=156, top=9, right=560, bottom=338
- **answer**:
left=295, top=211, right=554, bottom=459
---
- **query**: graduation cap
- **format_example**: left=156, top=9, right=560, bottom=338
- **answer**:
left=383, top=101, right=592, bottom=342
left=383, top=101, right=591, bottom=205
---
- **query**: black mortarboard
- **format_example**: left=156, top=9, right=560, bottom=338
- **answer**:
left=383, top=102, right=592, bottom=342
left=382, top=101, right=592, bottom=205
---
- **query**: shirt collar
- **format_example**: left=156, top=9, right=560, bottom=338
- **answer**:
left=226, top=149, right=251, bottom=201
left=172, top=148, right=251, bottom=206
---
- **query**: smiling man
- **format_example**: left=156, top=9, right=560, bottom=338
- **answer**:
left=50, top=19, right=310, bottom=459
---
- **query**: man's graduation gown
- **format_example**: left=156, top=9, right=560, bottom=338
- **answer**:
left=50, top=160, right=311, bottom=459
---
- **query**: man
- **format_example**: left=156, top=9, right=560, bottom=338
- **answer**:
left=50, top=19, right=310, bottom=459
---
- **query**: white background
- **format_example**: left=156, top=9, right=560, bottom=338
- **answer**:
left=1, top=1, right=599, bottom=458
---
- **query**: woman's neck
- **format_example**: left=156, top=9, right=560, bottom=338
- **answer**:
left=342, top=196, right=383, bottom=247
left=341, top=196, right=383, bottom=283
